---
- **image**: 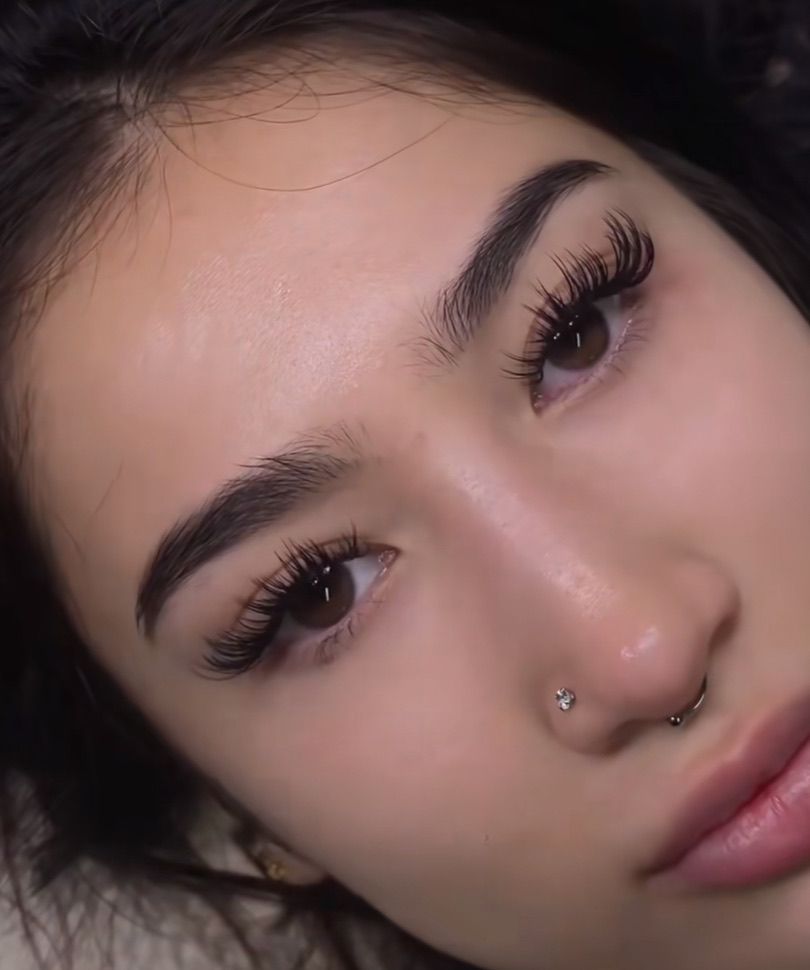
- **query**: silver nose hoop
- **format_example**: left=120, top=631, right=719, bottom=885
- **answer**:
left=667, top=677, right=708, bottom=727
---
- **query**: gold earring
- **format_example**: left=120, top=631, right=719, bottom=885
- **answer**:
left=232, top=819, right=289, bottom=883
left=266, top=858, right=288, bottom=882
left=253, top=842, right=288, bottom=883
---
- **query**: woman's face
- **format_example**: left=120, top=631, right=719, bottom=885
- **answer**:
left=20, top=67, right=810, bottom=970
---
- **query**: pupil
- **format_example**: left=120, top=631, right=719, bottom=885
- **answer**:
left=548, top=304, right=609, bottom=370
left=288, top=563, right=355, bottom=629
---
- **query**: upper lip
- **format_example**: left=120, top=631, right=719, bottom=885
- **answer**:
left=645, top=693, right=810, bottom=875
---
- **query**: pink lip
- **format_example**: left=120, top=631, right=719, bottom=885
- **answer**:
left=646, top=693, right=810, bottom=890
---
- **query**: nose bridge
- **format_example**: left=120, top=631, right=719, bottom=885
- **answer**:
left=408, top=420, right=738, bottom=752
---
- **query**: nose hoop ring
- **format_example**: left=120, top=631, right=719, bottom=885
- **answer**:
left=667, top=676, right=708, bottom=727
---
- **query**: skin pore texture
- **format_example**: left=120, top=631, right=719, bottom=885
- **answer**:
left=14, top=64, right=810, bottom=970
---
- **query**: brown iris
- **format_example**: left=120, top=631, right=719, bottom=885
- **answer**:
left=548, top=303, right=610, bottom=370
left=286, top=563, right=356, bottom=630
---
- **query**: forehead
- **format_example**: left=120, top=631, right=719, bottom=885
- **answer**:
left=21, top=76, right=630, bottom=638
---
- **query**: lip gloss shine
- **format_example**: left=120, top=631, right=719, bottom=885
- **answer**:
left=654, top=734, right=810, bottom=890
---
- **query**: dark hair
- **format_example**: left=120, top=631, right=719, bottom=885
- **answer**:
left=2, top=2, right=810, bottom=969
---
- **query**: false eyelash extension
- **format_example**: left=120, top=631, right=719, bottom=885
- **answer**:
left=202, top=529, right=364, bottom=679
left=503, top=209, right=655, bottom=390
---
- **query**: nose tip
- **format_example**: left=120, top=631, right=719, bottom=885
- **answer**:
left=547, top=555, right=738, bottom=754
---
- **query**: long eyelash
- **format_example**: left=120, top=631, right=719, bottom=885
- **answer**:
left=503, top=210, right=655, bottom=385
left=202, top=529, right=363, bottom=679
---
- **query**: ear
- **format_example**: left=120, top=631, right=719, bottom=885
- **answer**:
left=206, top=786, right=328, bottom=887
left=249, top=838, right=327, bottom=887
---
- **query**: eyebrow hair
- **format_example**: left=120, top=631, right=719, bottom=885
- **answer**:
left=136, top=427, right=363, bottom=638
left=419, top=158, right=615, bottom=367
left=136, top=158, right=615, bottom=639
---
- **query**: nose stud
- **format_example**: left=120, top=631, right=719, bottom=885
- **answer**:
left=555, top=688, right=576, bottom=712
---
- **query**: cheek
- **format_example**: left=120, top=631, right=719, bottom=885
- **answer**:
left=190, top=629, right=528, bottom=865
left=618, top=259, right=810, bottom=638
left=150, top=596, right=612, bottom=953
left=593, top=247, right=810, bottom=536
left=675, top=283, right=810, bottom=539
left=141, top=596, right=520, bottom=847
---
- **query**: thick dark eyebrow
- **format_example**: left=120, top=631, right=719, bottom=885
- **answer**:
left=418, top=158, right=615, bottom=368
left=136, top=427, right=363, bottom=638
left=137, top=158, right=615, bottom=639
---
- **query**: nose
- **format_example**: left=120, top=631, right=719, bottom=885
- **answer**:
left=540, top=541, right=739, bottom=754
left=405, top=407, right=740, bottom=756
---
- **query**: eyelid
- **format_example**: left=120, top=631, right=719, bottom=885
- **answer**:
left=201, top=531, right=361, bottom=675
left=526, top=210, right=651, bottom=326
left=200, top=534, right=396, bottom=678
left=530, top=292, right=653, bottom=415
left=503, top=209, right=655, bottom=406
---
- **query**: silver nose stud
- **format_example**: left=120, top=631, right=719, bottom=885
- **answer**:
left=555, top=688, right=576, bottom=712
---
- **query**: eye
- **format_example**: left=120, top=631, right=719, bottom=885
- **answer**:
left=503, top=210, right=655, bottom=408
left=203, top=534, right=393, bottom=678
left=546, top=292, right=616, bottom=367
left=539, top=292, right=626, bottom=396
left=280, top=554, right=380, bottom=637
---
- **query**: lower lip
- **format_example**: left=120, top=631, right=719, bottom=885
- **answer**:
left=654, top=735, right=810, bottom=890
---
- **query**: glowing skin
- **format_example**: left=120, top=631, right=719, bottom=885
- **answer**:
left=16, top=67, right=810, bottom=970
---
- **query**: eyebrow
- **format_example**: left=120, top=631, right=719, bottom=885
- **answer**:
left=136, top=428, right=363, bottom=638
left=421, top=157, right=615, bottom=366
left=136, top=158, right=615, bottom=638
